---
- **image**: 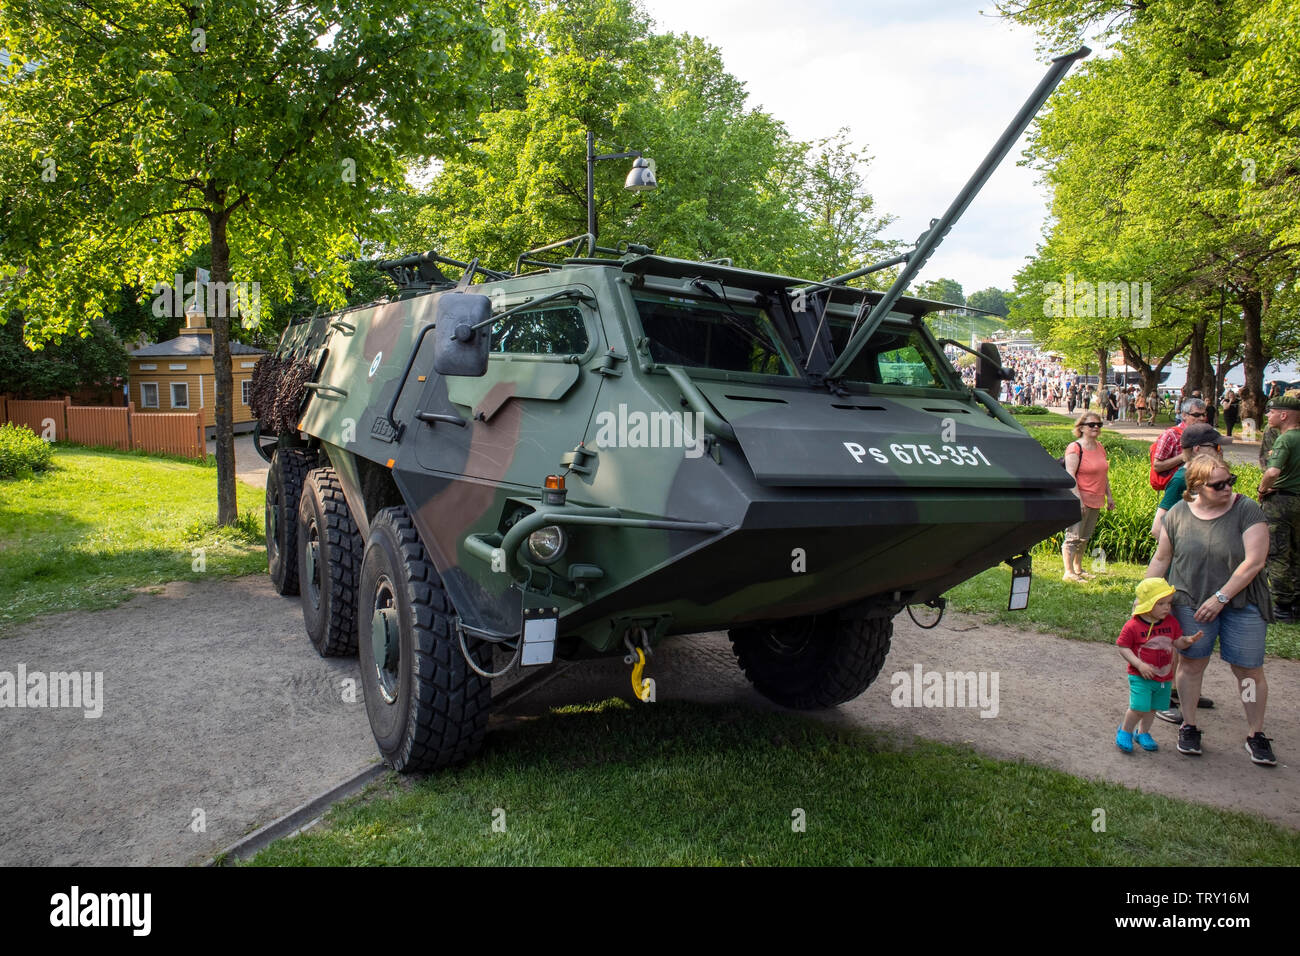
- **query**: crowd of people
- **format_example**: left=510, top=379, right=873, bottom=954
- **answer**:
left=951, top=342, right=1289, bottom=767
left=987, top=345, right=1275, bottom=436
left=1055, top=396, right=1286, bottom=769
left=957, top=343, right=1290, bottom=768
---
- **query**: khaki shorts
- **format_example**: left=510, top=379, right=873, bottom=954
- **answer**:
left=1065, top=503, right=1101, bottom=547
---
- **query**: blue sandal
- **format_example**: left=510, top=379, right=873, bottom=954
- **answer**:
left=1116, top=728, right=1134, bottom=753
left=1135, top=733, right=1159, bottom=752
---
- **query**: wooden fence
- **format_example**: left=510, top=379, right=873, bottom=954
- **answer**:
left=4, top=398, right=68, bottom=441
left=66, top=404, right=132, bottom=450
left=2, top=395, right=205, bottom=460
left=130, top=411, right=206, bottom=459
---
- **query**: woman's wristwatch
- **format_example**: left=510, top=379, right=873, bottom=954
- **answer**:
left=1215, top=590, right=1230, bottom=604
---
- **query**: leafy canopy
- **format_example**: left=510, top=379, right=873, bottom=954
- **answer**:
left=0, top=0, right=499, bottom=342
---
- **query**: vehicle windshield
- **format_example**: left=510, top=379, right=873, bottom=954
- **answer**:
left=827, top=318, right=953, bottom=389
left=633, top=291, right=797, bottom=377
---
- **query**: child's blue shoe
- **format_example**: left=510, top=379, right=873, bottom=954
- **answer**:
left=1116, top=728, right=1134, bottom=753
left=1136, top=733, right=1159, bottom=751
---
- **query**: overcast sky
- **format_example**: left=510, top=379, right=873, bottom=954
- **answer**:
left=639, top=0, right=1066, bottom=295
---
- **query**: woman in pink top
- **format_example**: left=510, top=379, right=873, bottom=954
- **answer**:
left=1062, top=411, right=1116, bottom=581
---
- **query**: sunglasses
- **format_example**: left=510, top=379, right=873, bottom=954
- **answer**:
left=1184, top=412, right=1207, bottom=419
left=1204, top=475, right=1238, bottom=491
left=1083, top=422, right=1102, bottom=428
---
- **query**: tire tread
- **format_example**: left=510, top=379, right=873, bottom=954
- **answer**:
left=267, top=447, right=315, bottom=595
left=366, top=506, right=492, bottom=772
left=729, top=615, right=893, bottom=710
left=300, top=466, right=362, bottom=656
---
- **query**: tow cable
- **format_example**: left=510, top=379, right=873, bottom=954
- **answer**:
left=458, top=622, right=521, bottom=679
left=906, top=597, right=946, bottom=630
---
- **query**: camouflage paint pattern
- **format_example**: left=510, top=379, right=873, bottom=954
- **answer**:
left=262, top=256, right=1078, bottom=656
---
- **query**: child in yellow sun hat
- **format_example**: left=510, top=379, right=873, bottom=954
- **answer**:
left=1116, top=578, right=1205, bottom=753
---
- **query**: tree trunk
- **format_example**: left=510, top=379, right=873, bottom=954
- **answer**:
left=1119, top=332, right=1191, bottom=409
left=1186, top=313, right=1215, bottom=421
left=1209, top=301, right=1226, bottom=403
left=1096, top=347, right=1108, bottom=387
left=1240, top=290, right=1266, bottom=424
left=209, top=214, right=238, bottom=527
left=1185, top=315, right=1205, bottom=403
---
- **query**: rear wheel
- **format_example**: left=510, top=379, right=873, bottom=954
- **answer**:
left=266, top=447, right=314, bottom=595
left=297, top=466, right=362, bottom=656
left=358, top=506, right=492, bottom=772
left=729, top=613, right=893, bottom=709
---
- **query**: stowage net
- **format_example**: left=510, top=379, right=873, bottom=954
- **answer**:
left=248, top=354, right=316, bottom=434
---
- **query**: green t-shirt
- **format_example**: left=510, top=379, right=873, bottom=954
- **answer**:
left=1159, top=466, right=1187, bottom=511
left=1266, top=428, right=1300, bottom=493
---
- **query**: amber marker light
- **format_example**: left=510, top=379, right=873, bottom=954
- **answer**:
left=542, top=474, right=567, bottom=506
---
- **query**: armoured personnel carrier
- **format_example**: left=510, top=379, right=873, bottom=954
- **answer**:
left=250, top=50, right=1087, bottom=771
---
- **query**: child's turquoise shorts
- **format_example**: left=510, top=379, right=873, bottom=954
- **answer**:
left=1128, top=674, right=1172, bottom=712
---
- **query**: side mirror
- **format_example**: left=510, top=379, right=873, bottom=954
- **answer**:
left=433, top=292, right=492, bottom=377
left=976, top=342, right=1005, bottom=393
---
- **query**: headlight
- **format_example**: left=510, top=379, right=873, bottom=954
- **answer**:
left=527, top=526, right=567, bottom=565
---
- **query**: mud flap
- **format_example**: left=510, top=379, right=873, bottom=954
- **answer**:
left=520, top=601, right=559, bottom=667
left=1006, top=553, right=1032, bottom=611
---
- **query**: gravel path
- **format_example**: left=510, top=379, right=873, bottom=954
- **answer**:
left=0, top=576, right=376, bottom=866
left=2, top=575, right=1296, bottom=866
left=204, top=435, right=270, bottom=490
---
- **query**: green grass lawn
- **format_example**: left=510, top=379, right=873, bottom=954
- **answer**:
left=946, top=554, right=1300, bottom=660
left=0, top=445, right=266, bottom=635
left=246, top=699, right=1300, bottom=866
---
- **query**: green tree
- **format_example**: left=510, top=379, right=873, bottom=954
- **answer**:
left=913, top=278, right=965, bottom=307
left=791, top=130, right=895, bottom=280
left=966, top=287, right=1009, bottom=317
left=0, top=0, right=498, bottom=523
left=1001, top=0, right=1300, bottom=420
left=0, top=319, right=127, bottom=398
left=389, top=0, right=894, bottom=280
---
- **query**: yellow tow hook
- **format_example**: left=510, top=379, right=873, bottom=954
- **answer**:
left=630, top=647, right=652, bottom=702
left=623, top=629, right=653, bottom=702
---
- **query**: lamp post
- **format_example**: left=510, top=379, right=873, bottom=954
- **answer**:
left=586, top=130, right=657, bottom=245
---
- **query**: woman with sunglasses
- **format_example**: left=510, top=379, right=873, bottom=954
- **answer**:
left=1146, top=457, right=1277, bottom=765
left=1062, top=412, right=1115, bottom=581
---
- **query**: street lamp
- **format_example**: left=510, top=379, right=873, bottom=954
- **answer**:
left=586, top=130, right=656, bottom=244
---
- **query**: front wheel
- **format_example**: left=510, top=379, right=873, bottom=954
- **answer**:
left=729, top=613, right=893, bottom=709
left=357, top=506, right=492, bottom=772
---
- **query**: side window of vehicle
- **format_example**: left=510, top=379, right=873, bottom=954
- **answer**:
left=491, top=305, right=589, bottom=355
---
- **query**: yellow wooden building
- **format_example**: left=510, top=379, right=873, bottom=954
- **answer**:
left=128, top=311, right=267, bottom=437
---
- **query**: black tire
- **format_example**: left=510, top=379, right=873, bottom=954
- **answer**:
left=266, top=447, right=314, bottom=595
left=729, top=613, right=893, bottom=710
left=358, top=506, right=492, bottom=772
left=297, top=466, right=363, bottom=657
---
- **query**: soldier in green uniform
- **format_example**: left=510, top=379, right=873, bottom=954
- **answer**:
left=1258, top=393, right=1300, bottom=619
